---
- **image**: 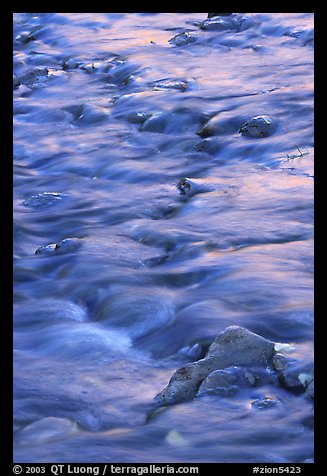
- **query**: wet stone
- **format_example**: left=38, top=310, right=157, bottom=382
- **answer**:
left=176, top=178, right=211, bottom=198
left=168, top=32, right=196, bottom=46
left=35, top=238, right=82, bottom=256
left=152, top=80, right=188, bottom=92
left=22, top=192, right=67, bottom=208
left=17, top=417, right=76, bottom=445
left=251, top=396, right=279, bottom=409
left=239, top=115, right=276, bottom=138
left=154, top=326, right=276, bottom=406
left=200, top=14, right=256, bottom=33
left=16, top=67, right=49, bottom=87
left=303, top=380, right=314, bottom=400
left=127, top=112, right=152, bottom=124
left=273, top=353, right=313, bottom=392
left=197, top=114, right=242, bottom=138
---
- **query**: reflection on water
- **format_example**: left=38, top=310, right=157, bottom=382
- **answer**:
left=13, top=12, right=313, bottom=463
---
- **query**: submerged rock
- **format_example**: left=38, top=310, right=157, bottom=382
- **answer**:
left=15, top=66, right=49, bottom=87
left=251, top=396, right=279, bottom=409
left=23, top=192, right=67, bottom=208
left=200, top=14, right=256, bottom=32
left=35, top=238, right=82, bottom=256
left=273, top=352, right=314, bottom=394
left=168, top=32, right=196, bottom=46
left=197, top=367, right=244, bottom=397
left=155, top=326, right=275, bottom=406
left=197, top=114, right=242, bottom=137
left=239, top=115, right=276, bottom=138
left=176, top=177, right=211, bottom=197
left=17, top=417, right=76, bottom=445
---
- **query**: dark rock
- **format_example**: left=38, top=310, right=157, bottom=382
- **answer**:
left=154, top=326, right=275, bottom=406
left=23, top=192, right=67, bottom=208
left=16, top=417, right=76, bottom=445
left=239, top=115, right=276, bottom=138
left=168, top=32, right=196, bottom=46
left=197, top=114, right=242, bottom=137
left=251, top=396, right=279, bottom=409
left=200, top=14, right=256, bottom=33
left=176, top=177, right=212, bottom=197
left=273, top=353, right=313, bottom=393
left=16, top=67, right=49, bottom=88
left=35, top=238, right=82, bottom=256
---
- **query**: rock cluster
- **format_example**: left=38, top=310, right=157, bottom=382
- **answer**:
left=154, top=326, right=313, bottom=406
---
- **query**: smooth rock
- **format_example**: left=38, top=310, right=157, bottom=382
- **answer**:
left=273, top=353, right=314, bottom=392
left=197, top=114, right=242, bottom=137
left=17, top=417, right=76, bottom=445
left=239, top=115, right=276, bottom=138
left=127, top=112, right=152, bottom=125
left=155, top=326, right=275, bottom=406
left=197, top=367, right=243, bottom=397
left=17, top=67, right=49, bottom=87
left=168, top=32, right=196, bottom=46
left=251, top=396, right=279, bottom=409
left=200, top=14, right=256, bottom=32
left=35, top=238, right=82, bottom=256
left=303, top=380, right=314, bottom=400
left=176, top=177, right=211, bottom=197
left=206, top=326, right=275, bottom=368
left=23, top=192, right=67, bottom=208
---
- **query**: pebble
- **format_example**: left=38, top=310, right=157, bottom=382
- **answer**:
left=35, top=238, right=82, bottom=256
left=239, top=115, right=276, bottom=138
left=168, top=32, right=196, bottom=46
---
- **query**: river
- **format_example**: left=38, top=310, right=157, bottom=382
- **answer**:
left=13, top=12, right=314, bottom=463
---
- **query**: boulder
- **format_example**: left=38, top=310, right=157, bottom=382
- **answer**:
left=155, top=326, right=275, bottom=406
left=35, top=237, right=82, bottom=256
left=168, top=32, right=196, bottom=47
left=239, top=115, right=276, bottom=138
left=273, top=352, right=314, bottom=393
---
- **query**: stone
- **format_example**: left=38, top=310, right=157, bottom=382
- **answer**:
left=272, top=353, right=314, bottom=393
left=200, top=16, right=237, bottom=31
left=239, top=115, right=276, bottom=138
left=35, top=237, right=82, bottom=256
left=197, top=114, right=242, bottom=137
left=176, top=177, right=211, bottom=197
left=154, top=326, right=275, bottom=406
left=251, top=396, right=279, bottom=409
left=206, top=326, right=275, bottom=368
left=168, top=32, right=196, bottom=47
left=17, top=417, right=76, bottom=445
left=127, top=112, right=152, bottom=125
left=197, top=367, right=244, bottom=397
left=303, top=380, right=314, bottom=400
left=200, top=14, right=256, bottom=33
left=23, top=192, right=67, bottom=208
left=17, top=67, right=49, bottom=87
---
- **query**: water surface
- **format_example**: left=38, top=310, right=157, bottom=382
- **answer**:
left=13, top=12, right=314, bottom=463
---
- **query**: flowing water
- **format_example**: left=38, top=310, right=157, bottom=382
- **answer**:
left=13, top=13, right=314, bottom=463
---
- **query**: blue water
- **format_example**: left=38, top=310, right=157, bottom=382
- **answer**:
left=13, top=13, right=314, bottom=463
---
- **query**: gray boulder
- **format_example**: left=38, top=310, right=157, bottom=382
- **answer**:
left=35, top=237, right=82, bottom=256
left=155, top=326, right=275, bottom=406
left=239, top=115, right=276, bottom=138
left=168, top=32, right=196, bottom=47
left=273, top=352, right=314, bottom=394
